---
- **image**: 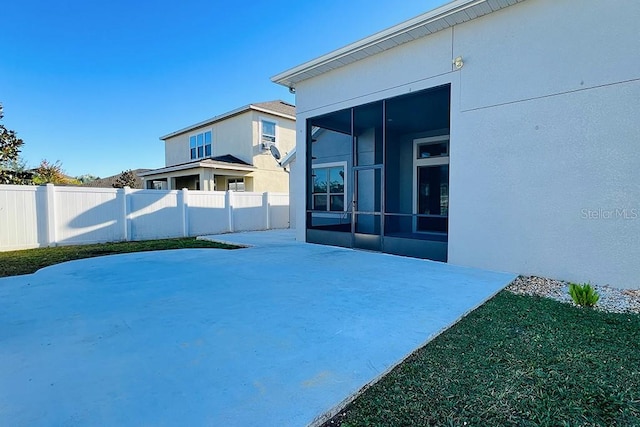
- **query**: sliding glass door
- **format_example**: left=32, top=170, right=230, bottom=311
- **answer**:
left=352, top=101, right=383, bottom=251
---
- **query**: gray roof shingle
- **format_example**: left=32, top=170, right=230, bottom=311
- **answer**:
left=252, top=100, right=296, bottom=117
left=82, top=168, right=151, bottom=189
left=160, top=100, right=296, bottom=140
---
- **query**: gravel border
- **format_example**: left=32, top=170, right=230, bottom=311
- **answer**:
left=507, top=276, right=640, bottom=314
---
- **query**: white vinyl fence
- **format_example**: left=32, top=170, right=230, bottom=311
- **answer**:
left=0, top=184, right=289, bottom=251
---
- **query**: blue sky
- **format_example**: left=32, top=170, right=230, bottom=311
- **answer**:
left=1, top=0, right=447, bottom=178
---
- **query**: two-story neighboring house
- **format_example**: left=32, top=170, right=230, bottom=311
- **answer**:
left=139, top=100, right=295, bottom=192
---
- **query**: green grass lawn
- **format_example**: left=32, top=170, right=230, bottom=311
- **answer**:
left=325, top=291, right=640, bottom=427
left=0, top=238, right=237, bottom=277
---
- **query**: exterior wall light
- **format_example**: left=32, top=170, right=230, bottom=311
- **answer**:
left=453, top=56, right=464, bottom=70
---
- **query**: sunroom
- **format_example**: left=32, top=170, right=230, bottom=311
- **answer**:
left=306, top=84, right=451, bottom=261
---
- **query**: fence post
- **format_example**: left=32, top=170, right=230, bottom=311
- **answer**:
left=263, top=192, right=270, bottom=230
left=226, top=190, right=234, bottom=232
left=180, top=188, right=189, bottom=237
left=120, top=187, right=128, bottom=241
left=125, top=186, right=132, bottom=241
left=45, top=183, right=57, bottom=247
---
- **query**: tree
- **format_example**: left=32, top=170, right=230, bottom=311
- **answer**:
left=0, top=104, right=33, bottom=184
left=76, top=174, right=100, bottom=184
left=113, top=170, right=137, bottom=188
left=3, top=156, right=29, bottom=175
left=32, top=159, right=79, bottom=185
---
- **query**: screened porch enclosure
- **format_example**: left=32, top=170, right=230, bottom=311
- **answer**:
left=306, top=85, right=451, bottom=261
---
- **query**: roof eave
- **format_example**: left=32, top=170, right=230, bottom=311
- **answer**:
left=250, top=106, right=296, bottom=121
left=272, top=0, right=521, bottom=88
left=160, top=104, right=295, bottom=141
left=159, top=105, right=252, bottom=140
left=139, top=162, right=255, bottom=177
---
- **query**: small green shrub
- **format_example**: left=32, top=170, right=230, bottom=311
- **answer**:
left=568, top=282, right=600, bottom=307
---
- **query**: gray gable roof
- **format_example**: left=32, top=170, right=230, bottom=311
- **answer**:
left=209, top=154, right=252, bottom=166
left=160, top=100, right=296, bottom=140
left=141, top=155, right=252, bottom=173
left=252, top=100, right=296, bottom=117
left=138, top=156, right=255, bottom=177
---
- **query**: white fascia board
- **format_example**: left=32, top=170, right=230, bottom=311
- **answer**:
left=139, top=162, right=255, bottom=177
left=202, top=163, right=255, bottom=172
left=271, top=0, right=496, bottom=87
left=251, top=106, right=296, bottom=121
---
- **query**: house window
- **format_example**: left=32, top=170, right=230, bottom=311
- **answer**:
left=227, top=178, right=245, bottom=192
left=261, top=120, right=276, bottom=146
left=190, top=130, right=212, bottom=160
left=312, top=163, right=346, bottom=211
left=416, top=140, right=448, bottom=159
left=413, top=135, right=450, bottom=234
left=152, top=180, right=167, bottom=190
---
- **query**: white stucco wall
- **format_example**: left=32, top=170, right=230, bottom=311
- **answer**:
left=213, top=113, right=254, bottom=163
left=164, top=133, right=191, bottom=167
left=164, top=112, right=254, bottom=167
left=449, top=0, right=640, bottom=289
left=291, top=0, right=640, bottom=288
left=249, top=111, right=296, bottom=193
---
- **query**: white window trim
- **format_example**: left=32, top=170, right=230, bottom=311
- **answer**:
left=412, top=135, right=450, bottom=233
left=189, top=129, right=213, bottom=160
left=259, top=116, right=278, bottom=149
left=312, top=161, right=348, bottom=213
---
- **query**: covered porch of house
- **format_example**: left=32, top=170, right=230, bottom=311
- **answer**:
left=138, top=156, right=255, bottom=191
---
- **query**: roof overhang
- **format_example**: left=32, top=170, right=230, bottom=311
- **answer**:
left=272, top=0, right=525, bottom=88
left=160, top=105, right=296, bottom=140
left=138, top=161, right=255, bottom=177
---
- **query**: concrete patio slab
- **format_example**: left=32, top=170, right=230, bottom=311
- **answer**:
left=198, top=228, right=297, bottom=247
left=1, top=230, right=515, bottom=426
